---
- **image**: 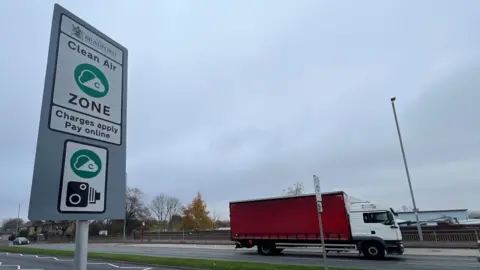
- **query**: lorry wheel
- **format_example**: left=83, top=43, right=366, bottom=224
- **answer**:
left=257, top=242, right=275, bottom=255
left=362, top=242, right=385, bottom=260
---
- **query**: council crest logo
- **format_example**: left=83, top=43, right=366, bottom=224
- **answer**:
left=71, top=24, right=84, bottom=40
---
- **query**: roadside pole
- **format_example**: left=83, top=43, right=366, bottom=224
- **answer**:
left=141, top=222, right=145, bottom=242
left=476, top=240, right=480, bottom=263
left=313, top=175, right=328, bottom=270
left=74, top=221, right=89, bottom=269
left=390, top=97, right=423, bottom=241
left=28, top=4, right=128, bottom=270
left=15, top=204, right=20, bottom=236
left=123, top=173, right=128, bottom=241
left=123, top=212, right=127, bottom=241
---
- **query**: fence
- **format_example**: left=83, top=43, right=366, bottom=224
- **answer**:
left=131, top=229, right=480, bottom=243
left=402, top=229, right=479, bottom=242
left=35, top=229, right=479, bottom=248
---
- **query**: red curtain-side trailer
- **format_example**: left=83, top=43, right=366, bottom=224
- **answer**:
left=230, top=191, right=351, bottom=242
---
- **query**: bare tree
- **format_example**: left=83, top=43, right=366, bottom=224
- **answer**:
left=1, top=218, right=24, bottom=231
left=51, top=220, right=73, bottom=237
left=29, top=220, right=54, bottom=241
left=150, top=194, right=168, bottom=229
left=165, top=196, right=182, bottom=230
left=282, top=182, right=304, bottom=196
left=126, top=187, right=150, bottom=233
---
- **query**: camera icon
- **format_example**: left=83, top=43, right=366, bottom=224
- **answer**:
left=66, top=181, right=101, bottom=208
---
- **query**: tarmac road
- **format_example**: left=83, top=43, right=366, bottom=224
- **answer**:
left=18, top=243, right=480, bottom=270
left=0, top=252, right=162, bottom=270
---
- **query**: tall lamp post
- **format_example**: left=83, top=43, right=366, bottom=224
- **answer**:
left=390, top=97, right=424, bottom=241
left=16, top=204, right=20, bottom=236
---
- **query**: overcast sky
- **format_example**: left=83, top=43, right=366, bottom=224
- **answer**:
left=1, top=0, right=479, bottom=221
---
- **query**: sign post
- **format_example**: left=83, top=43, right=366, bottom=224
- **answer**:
left=28, top=4, right=128, bottom=270
left=313, top=175, right=328, bottom=270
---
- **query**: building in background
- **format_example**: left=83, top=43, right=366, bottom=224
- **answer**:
left=396, top=209, right=469, bottom=227
left=0, top=229, right=11, bottom=241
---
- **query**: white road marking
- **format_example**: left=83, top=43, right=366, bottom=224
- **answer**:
left=0, top=261, right=43, bottom=270
left=0, top=253, right=152, bottom=270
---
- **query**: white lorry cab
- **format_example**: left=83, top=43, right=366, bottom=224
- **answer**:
left=348, top=201, right=404, bottom=258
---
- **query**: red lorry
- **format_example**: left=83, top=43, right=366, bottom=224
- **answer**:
left=229, top=191, right=404, bottom=259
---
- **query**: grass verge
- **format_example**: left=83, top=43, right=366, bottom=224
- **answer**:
left=0, top=246, right=363, bottom=270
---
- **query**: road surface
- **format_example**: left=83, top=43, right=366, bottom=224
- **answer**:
left=0, top=252, right=163, bottom=270
left=16, top=243, right=480, bottom=269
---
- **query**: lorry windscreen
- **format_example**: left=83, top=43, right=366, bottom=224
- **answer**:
left=365, top=211, right=395, bottom=225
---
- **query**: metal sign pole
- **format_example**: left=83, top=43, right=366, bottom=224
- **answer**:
left=74, top=220, right=89, bottom=270
left=313, top=175, right=328, bottom=270
left=318, top=208, right=328, bottom=270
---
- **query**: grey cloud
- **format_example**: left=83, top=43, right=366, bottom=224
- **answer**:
left=1, top=0, right=480, bottom=220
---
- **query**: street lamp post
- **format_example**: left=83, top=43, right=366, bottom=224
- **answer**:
left=390, top=97, right=424, bottom=241
left=15, top=204, right=20, bottom=236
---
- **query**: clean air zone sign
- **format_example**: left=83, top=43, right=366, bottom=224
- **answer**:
left=49, top=15, right=123, bottom=145
left=29, top=4, right=126, bottom=221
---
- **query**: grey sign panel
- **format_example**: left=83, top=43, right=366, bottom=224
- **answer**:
left=28, top=3, right=127, bottom=221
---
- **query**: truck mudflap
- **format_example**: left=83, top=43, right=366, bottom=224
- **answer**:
left=385, top=240, right=404, bottom=255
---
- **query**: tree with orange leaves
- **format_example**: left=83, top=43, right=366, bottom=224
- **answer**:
left=179, top=192, right=213, bottom=230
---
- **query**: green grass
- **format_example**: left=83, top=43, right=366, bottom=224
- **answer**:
left=0, top=246, right=363, bottom=270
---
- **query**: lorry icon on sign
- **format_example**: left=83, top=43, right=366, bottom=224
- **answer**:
left=70, top=149, right=102, bottom=178
left=74, top=63, right=109, bottom=98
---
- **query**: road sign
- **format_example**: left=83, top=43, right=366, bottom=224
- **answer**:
left=48, top=10, right=124, bottom=145
left=317, top=201, right=323, bottom=213
left=59, top=141, right=107, bottom=213
left=313, top=175, right=322, bottom=202
left=28, top=3, right=127, bottom=221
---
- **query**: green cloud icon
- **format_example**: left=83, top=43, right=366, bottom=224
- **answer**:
left=78, top=70, right=106, bottom=93
left=74, top=155, right=99, bottom=173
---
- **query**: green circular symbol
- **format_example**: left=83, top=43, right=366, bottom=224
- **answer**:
left=74, top=63, right=109, bottom=98
left=70, top=149, right=102, bottom=179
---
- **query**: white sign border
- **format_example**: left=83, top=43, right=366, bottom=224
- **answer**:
left=47, top=13, right=124, bottom=146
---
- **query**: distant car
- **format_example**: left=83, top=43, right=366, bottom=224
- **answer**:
left=12, top=237, right=29, bottom=245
